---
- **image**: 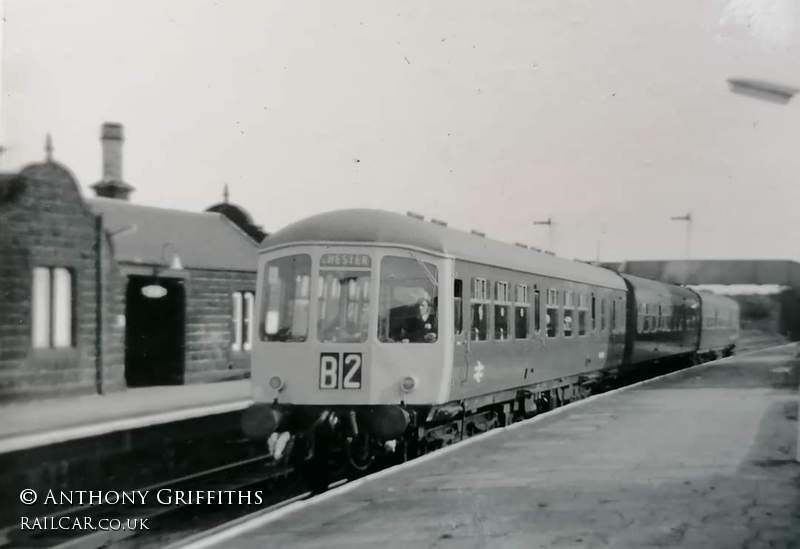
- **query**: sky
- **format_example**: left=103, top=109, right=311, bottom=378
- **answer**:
left=1, top=0, right=799, bottom=262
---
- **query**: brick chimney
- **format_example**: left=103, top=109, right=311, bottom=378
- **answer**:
left=91, top=122, right=134, bottom=200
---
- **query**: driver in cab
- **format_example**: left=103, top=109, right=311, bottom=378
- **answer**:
left=405, top=297, right=437, bottom=343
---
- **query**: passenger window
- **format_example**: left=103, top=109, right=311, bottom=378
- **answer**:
left=471, top=277, right=488, bottom=341
left=494, top=281, right=510, bottom=340
left=591, top=294, right=596, bottom=332
left=600, top=298, right=606, bottom=332
left=578, top=293, right=587, bottom=336
left=546, top=288, right=559, bottom=338
left=514, top=283, right=530, bottom=339
left=563, top=291, right=574, bottom=337
left=533, top=287, right=541, bottom=333
left=454, top=278, right=463, bottom=336
left=611, top=299, right=616, bottom=333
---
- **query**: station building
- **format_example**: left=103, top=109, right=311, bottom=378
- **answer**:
left=0, top=124, right=264, bottom=402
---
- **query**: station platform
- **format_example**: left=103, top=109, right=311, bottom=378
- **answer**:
left=189, top=343, right=800, bottom=549
left=0, top=380, right=252, bottom=454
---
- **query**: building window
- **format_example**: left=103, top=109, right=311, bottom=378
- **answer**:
left=232, top=291, right=255, bottom=350
left=32, top=267, right=73, bottom=349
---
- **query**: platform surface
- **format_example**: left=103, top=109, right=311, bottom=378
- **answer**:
left=202, top=343, right=800, bottom=549
left=0, top=380, right=251, bottom=454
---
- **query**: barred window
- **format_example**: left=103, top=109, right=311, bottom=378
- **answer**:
left=32, top=267, right=73, bottom=349
left=232, top=291, right=255, bottom=350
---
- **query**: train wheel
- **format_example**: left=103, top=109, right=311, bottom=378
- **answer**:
left=345, top=432, right=374, bottom=476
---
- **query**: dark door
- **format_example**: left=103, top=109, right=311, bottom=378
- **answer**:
left=125, top=276, right=185, bottom=386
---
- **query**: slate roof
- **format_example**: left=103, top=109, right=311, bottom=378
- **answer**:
left=88, top=197, right=258, bottom=271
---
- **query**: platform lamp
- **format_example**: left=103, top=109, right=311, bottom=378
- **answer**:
left=141, top=242, right=183, bottom=299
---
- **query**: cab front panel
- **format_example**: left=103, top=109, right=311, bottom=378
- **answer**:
left=251, top=245, right=449, bottom=407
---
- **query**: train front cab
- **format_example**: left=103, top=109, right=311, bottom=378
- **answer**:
left=247, top=244, right=452, bottom=444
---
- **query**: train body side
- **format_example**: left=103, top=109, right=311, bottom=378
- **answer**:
left=696, top=291, right=740, bottom=356
left=249, top=209, right=630, bottom=412
left=620, top=274, right=701, bottom=368
left=446, top=258, right=627, bottom=404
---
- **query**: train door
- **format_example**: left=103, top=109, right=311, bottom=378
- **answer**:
left=452, top=271, right=470, bottom=385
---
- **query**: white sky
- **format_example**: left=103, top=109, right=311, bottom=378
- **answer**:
left=2, top=0, right=799, bottom=262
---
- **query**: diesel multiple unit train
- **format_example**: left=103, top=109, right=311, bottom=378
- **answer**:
left=242, top=209, right=739, bottom=485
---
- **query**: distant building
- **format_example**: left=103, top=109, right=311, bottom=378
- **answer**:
left=206, top=185, right=268, bottom=243
left=0, top=124, right=264, bottom=401
left=0, top=144, right=125, bottom=401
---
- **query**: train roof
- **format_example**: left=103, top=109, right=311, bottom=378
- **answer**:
left=618, top=272, right=699, bottom=302
left=261, top=209, right=626, bottom=289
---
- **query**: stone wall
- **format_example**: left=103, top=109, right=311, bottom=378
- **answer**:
left=183, top=268, right=256, bottom=382
left=0, top=163, right=124, bottom=402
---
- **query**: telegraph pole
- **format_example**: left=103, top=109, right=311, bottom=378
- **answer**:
left=533, top=217, right=554, bottom=254
left=670, top=212, right=692, bottom=259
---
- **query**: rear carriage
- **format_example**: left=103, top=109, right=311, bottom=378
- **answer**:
left=619, top=274, right=701, bottom=369
left=696, top=291, right=739, bottom=359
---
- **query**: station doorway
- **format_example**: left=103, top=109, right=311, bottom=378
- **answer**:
left=125, top=276, right=186, bottom=386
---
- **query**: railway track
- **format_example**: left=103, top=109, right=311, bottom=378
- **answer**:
left=6, top=333, right=787, bottom=548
